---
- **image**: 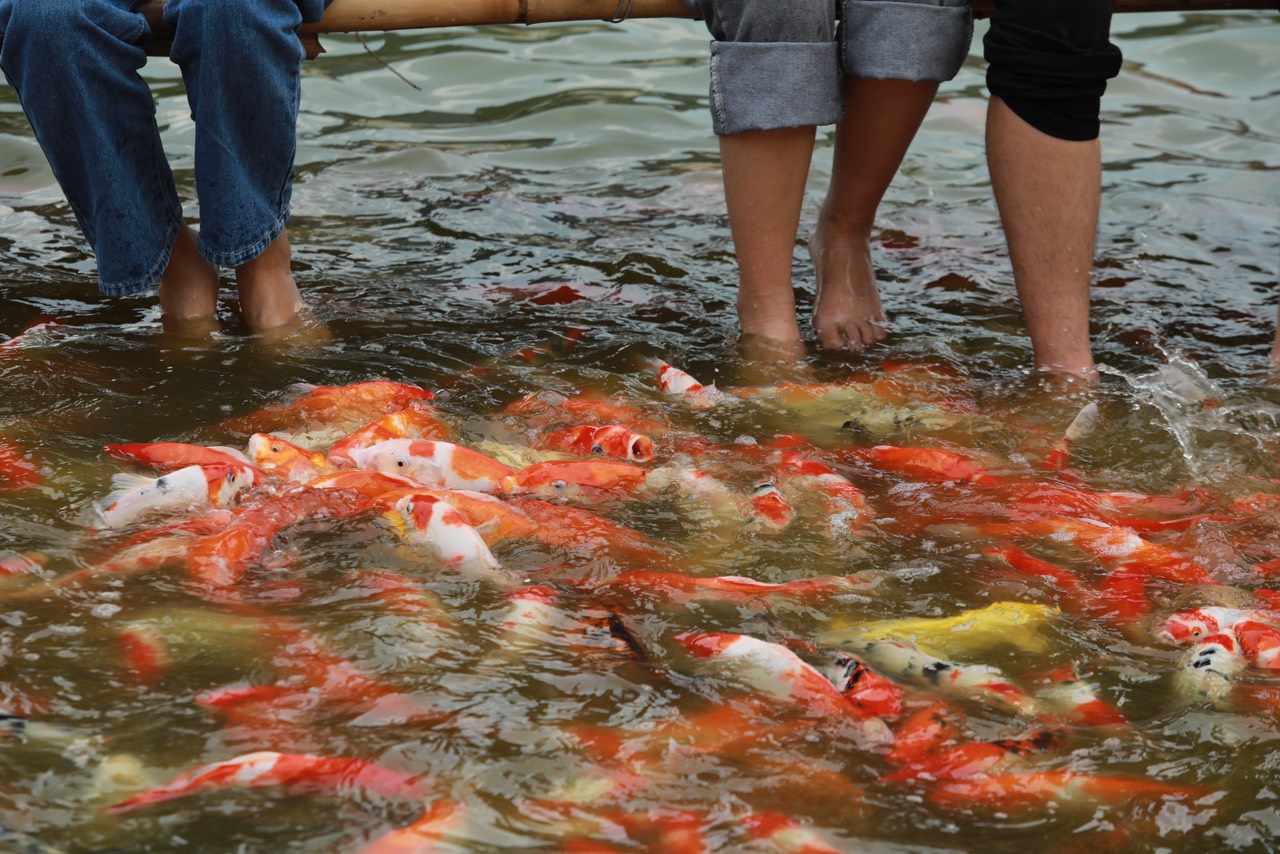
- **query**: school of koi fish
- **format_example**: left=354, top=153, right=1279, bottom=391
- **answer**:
left=2, top=336, right=1279, bottom=852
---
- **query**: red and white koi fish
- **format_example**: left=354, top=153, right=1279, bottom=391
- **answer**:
left=533, top=423, right=655, bottom=463
left=881, top=729, right=1066, bottom=785
left=384, top=492, right=504, bottom=581
left=1157, top=606, right=1280, bottom=645
left=746, top=482, right=795, bottom=529
left=0, top=438, right=41, bottom=492
left=0, top=550, right=46, bottom=578
left=845, top=640, right=1042, bottom=717
left=358, top=800, right=467, bottom=853
left=654, top=360, right=711, bottom=396
left=773, top=451, right=872, bottom=537
left=885, top=702, right=965, bottom=765
left=352, top=439, right=516, bottom=493
left=220, top=379, right=435, bottom=437
left=105, top=750, right=430, bottom=814
left=595, top=570, right=883, bottom=607
left=1172, top=632, right=1247, bottom=706
left=1232, top=620, right=1280, bottom=670
left=675, top=631, right=875, bottom=720
left=104, top=441, right=255, bottom=473
left=739, top=812, right=845, bottom=854
left=326, top=403, right=454, bottom=466
left=1030, top=664, right=1127, bottom=726
left=94, top=463, right=256, bottom=529
left=1042, top=401, right=1099, bottom=471
left=828, top=651, right=904, bottom=719
left=246, top=433, right=336, bottom=483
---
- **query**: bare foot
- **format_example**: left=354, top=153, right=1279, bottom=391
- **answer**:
left=234, top=229, right=306, bottom=333
left=808, top=224, right=889, bottom=350
left=736, top=285, right=804, bottom=354
left=158, top=224, right=219, bottom=325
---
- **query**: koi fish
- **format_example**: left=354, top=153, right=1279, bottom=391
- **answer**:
left=746, top=482, right=794, bottom=529
left=821, top=601, right=1060, bottom=660
left=503, top=389, right=672, bottom=437
left=1030, top=664, right=1127, bottom=726
left=305, top=469, right=421, bottom=499
left=220, top=379, right=435, bottom=437
left=828, top=651, right=904, bottom=718
left=94, top=463, right=255, bottom=529
left=1157, top=606, right=1280, bottom=645
left=836, top=444, right=998, bottom=486
left=834, top=640, right=1042, bottom=716
left=104, top=441, right=254, bottom=473
left=352, top=439, right=516, bottom=493
left=594, top=570, right=884, bottom=607
left=104, top=750, right=431, bottom=814
left=674, top=631, right=875, bottom=720
left=509, top=499, right=683, bottom=572
left=1042, top=401, right=1099, bottom=470
left=326, top=403, right=454, bottom=466
left=533, top=424, right=655, bottom=463
left=384, top=492, right=504, bottom=582
left=1232, top=620, right=1280, bottom=670
left=773, top=451, right=872, bottom=537
left=654, top=360, right=711, bottom=396
left=881, top=729, right=1065, bottom=784
left=504, top=459, right=650, bottom=498
left=0, top=550, right=46, bottom=578
left=0, top=438, right=41, bottom=492
left=739, top=812, right=845, bottom=854
left=246, top=433, right=336, bottom=483
left=927, top=769, right=1210, bottom=812
left=1172, top=632, right=1246, bottom=706
left=358, top=800, right=466, bottom=853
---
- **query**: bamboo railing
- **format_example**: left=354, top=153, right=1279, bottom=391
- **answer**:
left=137, top=0, right=1276, bottom=58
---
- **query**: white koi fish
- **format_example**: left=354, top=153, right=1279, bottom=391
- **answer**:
left=94, top=463, right=255, bottom=529
left=351, top=439, right=515, bottom=493
left=1172, top=632, right=1247, bottom=706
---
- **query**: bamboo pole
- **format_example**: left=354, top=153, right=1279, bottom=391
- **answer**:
left=137, top=0, right=1275, bottom=58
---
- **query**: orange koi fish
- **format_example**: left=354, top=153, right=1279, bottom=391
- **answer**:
left=504, top=459, right=649, bottom=498
left=594, top=570, right=882, bottom=607
left=534, top=424, right=655, bottom=463
left=384, top=492, right=504, bottom=581
left=95, top=463, right=256, bottom=529
left=104, top=441, right=255, bottom=473
left=358, top=800, right=466, bottom=853
left=836, top=444, right=998, bottom=486
left=881, top=729, right=1065, bottom=784
left=305, top=470, right=421, bottom=499
left=830, top=652, right=904, bottom=719
left=747, top=482, right=795, bottom=529
left=504, top=389, right=672, bottom=436
left=885, top=702, right=964, bottom=765
left=185, top=486, right=372, bottom=588
left=675, top=631, right=876, bottom=720
left=352, top=439, right=516, bottom=493
left=221, top=379, right=435, bottom=437
left=0, top=438, right=41, bottom=492
left=326, top=403, right=454, bottom=466
left=509, top=499, right=683, bottom=572
left=105, top=750, right=430, bottom=814
left=246, top=433, right=336, bottom=483
left=1232, top=620, right=1280, bottom=670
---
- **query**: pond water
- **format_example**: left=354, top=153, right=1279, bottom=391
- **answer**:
left=1, top=11, right=1279, bottom=853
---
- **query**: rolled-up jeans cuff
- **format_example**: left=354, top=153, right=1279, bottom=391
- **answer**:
left=709, top=40, right=842, bottom=136
left=840, top=0, right=973, bottom=82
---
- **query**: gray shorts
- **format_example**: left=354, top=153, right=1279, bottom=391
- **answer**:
left=683, top=0, right=972, bottom=135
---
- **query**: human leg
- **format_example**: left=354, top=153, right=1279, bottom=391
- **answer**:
left=811, top=0, right=971, bottom=349
left=164, top=0, right=328, bottom=332
left=1271, top=303, right=1279, bottom=368
left=0, top=0, right=197, bottom=304
left=685, top=0, right=841, bottom=354
left=984, top=0, right=1122, bottom=376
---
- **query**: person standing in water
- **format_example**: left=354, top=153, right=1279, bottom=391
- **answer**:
left=0, top=0, right=331, bottom=336
left=684, top=0, right=1126, bottom=379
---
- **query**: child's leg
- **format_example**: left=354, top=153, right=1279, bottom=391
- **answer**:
left=721, top=126, right=817, bottom=347
left=812, top=78, right=938, bottom=349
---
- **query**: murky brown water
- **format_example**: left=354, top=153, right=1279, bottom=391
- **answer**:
left=1, top=12, right=1278, bottom=853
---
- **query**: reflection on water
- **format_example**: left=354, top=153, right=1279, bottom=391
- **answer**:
left=0, top=11, right=1278, bottom=853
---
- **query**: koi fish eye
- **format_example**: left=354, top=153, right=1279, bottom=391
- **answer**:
left=225, top=472, right=236, bottom=483
left=590, top=445, right=604, bottom=454
left=751, top=482, right=779, bottom=496
left=395, top=458, right=407, bottom=468
left=271, top=444, right=283, bottom=453
left=405, top=501, right=414, bottom=514
left=553, top=480, right=567, bottom=489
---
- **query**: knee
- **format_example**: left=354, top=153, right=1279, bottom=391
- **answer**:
left=2, top=0, right=144, bottom=57
left=690, top=0, right=835, bottom=44
left=165, top=0, right=304, bottom=38
left=984, top=0, right=1122, bottom=140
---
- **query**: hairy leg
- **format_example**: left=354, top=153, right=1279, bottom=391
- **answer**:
left=812, top=78, right=938, bottom=350
left=986, top=96, right=1099, bottom=377
left=158, top=224, right=220, bottom=329
left=233, top=229, right=305, bottom=333
left=719, top=126, right=817, bottom=353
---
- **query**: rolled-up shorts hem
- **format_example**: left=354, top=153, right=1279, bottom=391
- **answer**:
left=97, top=216, right=183, bottom=298
left=710, top=40, right=842, bottom=135
left=199, top=208, right=290, bottom=268
left=840, top=0, right=973, bottom=82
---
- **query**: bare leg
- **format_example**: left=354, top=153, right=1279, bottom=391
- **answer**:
left=812, top=78, right=939, bottom=350
left=986, top=97, right=1099, bottom=377
left=719, top=126, right=817, bottom=359
left=1271, top=303, right=1279, bottom=368
left=233, top=229, right=305, bottom=334
left=158, top=224, right=220, bottom=335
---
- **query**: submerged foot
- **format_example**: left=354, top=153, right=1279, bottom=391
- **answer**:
left=808, top=226, right=888, bottom=351
left=233, top=229, right=326, bottom=340
left=158, top=224, right=220, bottom=333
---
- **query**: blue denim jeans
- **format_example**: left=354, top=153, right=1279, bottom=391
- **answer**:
left=0, top=0, right=331, bottom=297
left=684, top=0, right=972, bottom=135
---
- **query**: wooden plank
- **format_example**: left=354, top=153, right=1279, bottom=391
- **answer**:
left=137, top=0, right=1276, bottom=57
